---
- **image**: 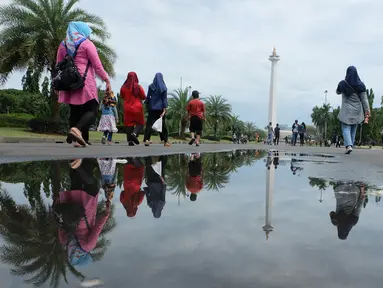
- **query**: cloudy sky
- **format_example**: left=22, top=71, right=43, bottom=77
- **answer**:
left=2, top=0, right=383, bottom=127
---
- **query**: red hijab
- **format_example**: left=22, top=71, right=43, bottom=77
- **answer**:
left=122, top=72, right=140, bottom=97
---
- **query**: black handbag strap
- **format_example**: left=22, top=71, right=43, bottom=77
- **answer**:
left=63, top=41, right=91, bottom=80
left=344, top=80, right=358, bottom=94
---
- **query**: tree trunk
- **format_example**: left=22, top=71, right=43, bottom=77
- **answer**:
left=180, top=117, right=188, bottom=138
left=214, top=122, right=218, bottom=138
left=50, top=66, right=60, bottom=121
left=51, top=161, right=61, bottom=202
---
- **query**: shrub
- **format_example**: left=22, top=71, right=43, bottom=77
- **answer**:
left=0, top=113, right=34, bottom=128
left=28, top=117, right=67, bottom=134
left=202, top=135, right=221, bottom=141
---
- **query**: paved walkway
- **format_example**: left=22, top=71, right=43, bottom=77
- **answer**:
left=0, top=143, right=382, bottom=184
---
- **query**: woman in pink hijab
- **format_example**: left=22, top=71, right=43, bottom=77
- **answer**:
left=56, top=21, right=112, bottom=147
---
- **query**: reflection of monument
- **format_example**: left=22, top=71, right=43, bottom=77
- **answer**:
left=268, top=47, right=280, bottom=126
left=263, top=160, right=275, bottom=240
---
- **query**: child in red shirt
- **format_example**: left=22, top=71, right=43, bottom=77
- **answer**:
left=187, top=90, right=205, bottom=146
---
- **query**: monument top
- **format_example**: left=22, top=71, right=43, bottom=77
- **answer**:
left=269, top=47, right=280, bottom=61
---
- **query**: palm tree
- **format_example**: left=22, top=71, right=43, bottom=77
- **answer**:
left=205, top=95, right=232, bottom=138
left=321, top=104, right=332, bottom=140
left=311, top=105, right=325, bottom=137
left=0, top=0, right=117, bottom=118
left=244, top=121, right=257, bottom=140
left=230, top=115, right=245, bottom=135
left=0, top=187, right=116, bottom=288
left=168, top=88, right=191, bottom=137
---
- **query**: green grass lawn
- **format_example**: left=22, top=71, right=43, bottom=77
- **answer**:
left=0, top=127, right=232, bottom=144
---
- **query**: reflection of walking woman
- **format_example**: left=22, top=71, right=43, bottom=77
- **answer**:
left=120, top=72, right=146, bottom=146
left=329, top=182, right=365, bottom=240
left=120, top=158, right=145, bottom=218
left=336, top=66, right=370, bottom=154
left=144, top=157, right=167, bottom=218
left=144, top=73, right=170, bottom=147
left=55, top=159, right=110, bottom=266
left=57, top=22, right=111, bottom=147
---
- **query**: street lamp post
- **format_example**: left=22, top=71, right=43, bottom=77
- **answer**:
left=324, top=90, right=328, bottom=140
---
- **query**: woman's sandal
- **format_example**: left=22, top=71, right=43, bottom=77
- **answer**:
left=69, top=127, right=87, bottom=147
left=70, top=159, right=82, bottom=169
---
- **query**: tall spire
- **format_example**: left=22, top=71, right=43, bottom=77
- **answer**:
left=272, top=47, right=277, bottom=57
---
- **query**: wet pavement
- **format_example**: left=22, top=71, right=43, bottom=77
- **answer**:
left=0, top=150, right=383, bottom=288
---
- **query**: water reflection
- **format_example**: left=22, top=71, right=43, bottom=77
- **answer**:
left=144, top=156, right=167, bottom=218
left=120, top=158, right=145, bottom=218
left=0, top=158, right=116, bottom=288
left=263, top=151, right=275, bottom=239
left=1, top=150, right=382, bottom=287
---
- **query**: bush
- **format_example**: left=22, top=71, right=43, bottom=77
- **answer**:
left=28, top=117, right=66, bottom=134
left=202, top=135, right=221, bottom=141
left=221, top=136, right=232, bottom=141
left=0, top=89, right=50, bottom=117
left=0, top=113, right=34, bottom=128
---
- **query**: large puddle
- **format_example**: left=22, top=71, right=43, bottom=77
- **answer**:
left=0, top=150, right=382, bottom=288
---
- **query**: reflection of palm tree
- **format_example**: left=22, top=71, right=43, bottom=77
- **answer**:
left=308, top=177, right=328, bottom=191
left=203, top=154, right=230, bottom=191
left=165, top=155, right=188, bottom=196
left=0, top=188, right=116, bottom=288
left=308, top=177, right=328, bottom=202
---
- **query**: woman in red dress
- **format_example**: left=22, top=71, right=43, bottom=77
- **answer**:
left=120, top=72, right=146, bottom=146
left=120, top=159, right=145, bottom=217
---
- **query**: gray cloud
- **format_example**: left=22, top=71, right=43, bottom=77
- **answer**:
left=2, top=0, right=383, bottom=127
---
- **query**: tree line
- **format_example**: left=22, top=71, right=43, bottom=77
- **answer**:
left=0, top=0, right=264, bottom=140
left=311, top=89, right=383, bottom=144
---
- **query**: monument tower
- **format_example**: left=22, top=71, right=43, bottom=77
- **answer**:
left=263, top=159, right=275, bottom=240
left=268, top=47, right=280, bottom=126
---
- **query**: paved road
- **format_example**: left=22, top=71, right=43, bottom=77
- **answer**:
left=0, top=143, right=382, bottom=184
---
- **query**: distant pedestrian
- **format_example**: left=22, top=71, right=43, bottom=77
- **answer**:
left=144, top=73, right=170, bottom=147
left=274, top=124, right=280, bottom=145
left=120, top=72, right=146, bottom=146
left=187, top=90, right=205, bottom=147
left=298, top=122, right=306, bottom=146
left=336, top=66, right=370, bottom=154
left=291, top=120, right=299, bottom=146
left=267, top=122, right=274, bottom=145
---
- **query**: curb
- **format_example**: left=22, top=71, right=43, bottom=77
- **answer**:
left=0, top=137, right=218, bottom=145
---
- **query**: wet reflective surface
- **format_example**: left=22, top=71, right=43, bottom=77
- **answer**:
left=0, top=150, right=383, bottom=288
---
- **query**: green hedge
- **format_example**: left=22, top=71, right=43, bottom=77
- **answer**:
left=0, top=113, right=34, bottom=128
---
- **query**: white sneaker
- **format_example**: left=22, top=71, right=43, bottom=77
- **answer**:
left=345, top=146, right=353, bottom=154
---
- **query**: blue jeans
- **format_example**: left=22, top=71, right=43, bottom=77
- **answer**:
left=103, top=131, right=113, bottom=141
left=268, top=133, right=273, bottom=144
left=341, top=123, right=357, bottom=147
left=292, top=132, right=298, bottom=145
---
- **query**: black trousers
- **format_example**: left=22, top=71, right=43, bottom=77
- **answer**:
left=126, top=125, right=144, bottom=142
left=299, top=133, right=305, bottom=145
left=144, top=110, right=168, bottom=142
left=275, top=135, right=280, bottom=145
left=69, top=99, right=98, bottom=142
left=70, top=159, right=99, bottom=197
